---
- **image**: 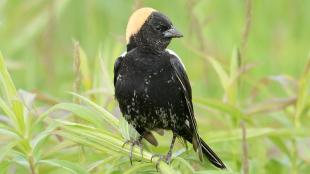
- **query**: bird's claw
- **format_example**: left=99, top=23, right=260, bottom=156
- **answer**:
left=151, top=152, right=173, bottom=171
left=122, top=139, right=143, bottom=165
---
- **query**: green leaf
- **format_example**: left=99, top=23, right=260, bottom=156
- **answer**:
left=11, top=99, right=26, bottom=136
left=119, top=117, right=140, bottom=141
left=56, top=120, right=175, bottom=172
left=37, top=103, right=104, bottom=128
left=204, top=128, right=275, bottom=143
left=38, top=159, right=89, bottom=174
left=57, top=121, right=131, bottom=156
left=11, top=152, right=28, bottom=168
left=269, top=137, right=291, bottom=158
left=0, top=161, right=10, bottom=174
left=194, top=98, right=250, bottom=122
left=229, top=48, right=240, bottom=81
left=123, top=163, right=154, bottom=174
left=294, top=56, right=310, bottom=127
left=41, top=141, right=76, bottom=159
left=18, top=90, right=36, bottom=112
left=0, top=51, right=18, bottom=101
left=79, top=46, right=92, bottom=91
left=0, top=97, right=17, bottom=125
left=0, top=127, right=19, bottom=139
left=171, top=157, right=195, bottom=174
left=158, top=162, right=178, bottom=174
left=245, top=97, right=296, bottom=115
left=244, top=97, right=296, bottom=116
left=194, top=170, right=238, bottom=174
left=87, top=156, right=118, bottom=172
left=0, top=141, right=19, bottom=161
left=69, top=92, right=119, bottom=129
left=0, top=52, right=25, bottom=135
left=204, top=128, right=310, bottom=143
left=207, top=56, right=229, bottom=90
left=32, top=122, right=58, bottom=157
left=268, top=75, right=297, bottom=95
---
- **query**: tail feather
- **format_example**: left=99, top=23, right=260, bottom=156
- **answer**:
left=182, top=129, right=226, bottom=169
left=200, top=137, right=226, bottom=169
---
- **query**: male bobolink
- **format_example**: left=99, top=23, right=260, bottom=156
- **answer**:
left=114, top=7, right=226, bottom=169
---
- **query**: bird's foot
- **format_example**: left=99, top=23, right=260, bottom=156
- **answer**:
left=122, top=139, right=143, bottom=165
left=151, top=152, right=173, bottom=170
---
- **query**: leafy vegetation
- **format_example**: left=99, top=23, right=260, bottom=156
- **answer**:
left=0, top=0, right=309, bottom=173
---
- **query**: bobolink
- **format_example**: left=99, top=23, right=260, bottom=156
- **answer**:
left=114, top=7, right=226, bottom=169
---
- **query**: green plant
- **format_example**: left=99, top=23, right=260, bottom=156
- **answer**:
left=1, top=0, right=310, bottom=173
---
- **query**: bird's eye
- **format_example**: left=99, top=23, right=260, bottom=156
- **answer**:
left=155, top=25, right=168, bottom=32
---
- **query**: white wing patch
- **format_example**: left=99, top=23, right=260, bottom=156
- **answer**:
left=166, top=49, right=186, bottom=70
left=120, top=51, right=127, bottom=57
left=121, top=50, right=186, bottom=70
left=185, top=120, right=190, bottom=127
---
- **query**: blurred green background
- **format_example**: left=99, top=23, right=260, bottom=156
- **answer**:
left=1, top=0, right=309, bottom=98
left=0, top=0, right=309, bottom=174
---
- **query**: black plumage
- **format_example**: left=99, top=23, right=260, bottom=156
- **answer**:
left=114, top=7, right=226, bottom=169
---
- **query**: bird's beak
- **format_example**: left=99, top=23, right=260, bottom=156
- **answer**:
left=163, top=26, right=183, bottom=38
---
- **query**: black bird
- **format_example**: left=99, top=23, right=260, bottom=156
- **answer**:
left=114, top=7, right=226, bottom=169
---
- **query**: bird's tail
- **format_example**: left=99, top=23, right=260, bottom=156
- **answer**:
left=182, top=129, right=226, bottom=169
left=199, top=137, right=226, bottom=169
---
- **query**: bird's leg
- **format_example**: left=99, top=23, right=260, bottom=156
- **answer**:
left=122, top=135, right=143, bottom=165
left=165, top=133, right=177, bottom=163
left=151, top=133, right=177, bottom=170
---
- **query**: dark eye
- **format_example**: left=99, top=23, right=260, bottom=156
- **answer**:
left=155, top=25, right=169, bottom=32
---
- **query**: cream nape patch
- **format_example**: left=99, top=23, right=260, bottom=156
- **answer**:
left=126, top=7, right=156, bottom=44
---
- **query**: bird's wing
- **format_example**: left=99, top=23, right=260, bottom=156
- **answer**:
left=114, top=54, right=124, bottom=86
left=169, top=52, right=226, bottom=168
left=169, top=51, right=204, bottom=161
left=114, top=52, right=159, bottom=146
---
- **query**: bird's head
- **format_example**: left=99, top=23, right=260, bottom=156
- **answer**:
left=126, top=7, right=183, bottom=52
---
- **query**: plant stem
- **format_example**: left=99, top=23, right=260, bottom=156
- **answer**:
left=73, top=41, right=81, bottom=104
left=241, top=0, right=252, bottom=59
left=291, top=139, right=298, bottom=174
left=241, top=121, right=249, bottom=174
left=29, top=155, right=38, bottom=174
